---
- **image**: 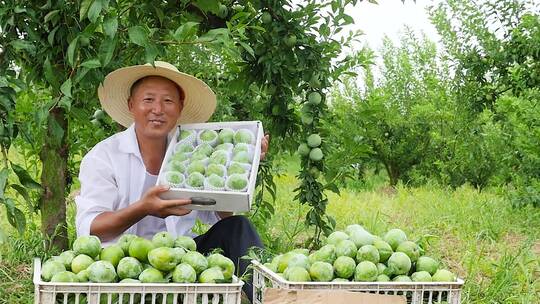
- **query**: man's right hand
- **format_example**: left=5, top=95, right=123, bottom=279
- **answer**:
left=141, top=185, right=193, bottom=218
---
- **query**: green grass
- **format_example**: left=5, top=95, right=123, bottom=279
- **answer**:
left=1, top=158, right=539, bottom=303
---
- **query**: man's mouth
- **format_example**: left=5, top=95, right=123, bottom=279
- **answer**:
left=149, top=119, right=165, bottom=126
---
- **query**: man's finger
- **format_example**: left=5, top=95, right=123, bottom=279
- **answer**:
left=167, top=208, right=192, bottom=217
left=161, top=198, right=192, bottom=208
left=147, top=185, right=170, bottom=195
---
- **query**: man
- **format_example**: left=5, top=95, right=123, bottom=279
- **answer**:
left=75, top=61, right=268, bottom=301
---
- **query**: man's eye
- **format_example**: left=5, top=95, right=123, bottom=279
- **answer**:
left=143, top=98, right=153, bottom=102
left=165, top=99, right=173, bottom=103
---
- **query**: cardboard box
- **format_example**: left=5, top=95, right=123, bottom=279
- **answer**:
left=157, top=121, right=264, bottom=212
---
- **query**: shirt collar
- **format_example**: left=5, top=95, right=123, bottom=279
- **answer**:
left=117, top=124, right=177, bottom=157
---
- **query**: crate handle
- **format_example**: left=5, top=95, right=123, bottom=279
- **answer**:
left=191, top=197, right=216, bottom=206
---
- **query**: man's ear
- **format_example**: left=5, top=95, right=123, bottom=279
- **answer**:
left=127, top=97, right=133, bottom=111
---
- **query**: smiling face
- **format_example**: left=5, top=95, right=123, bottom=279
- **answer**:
left=128, top=76, right=184, bottom=140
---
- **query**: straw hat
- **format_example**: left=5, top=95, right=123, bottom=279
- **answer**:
left=98, top=61, right=216, bottom=127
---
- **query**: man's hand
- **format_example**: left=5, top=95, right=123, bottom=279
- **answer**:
left=260, top=134, right=270, bottom=161
left=141, top=185, right=192, bottom=218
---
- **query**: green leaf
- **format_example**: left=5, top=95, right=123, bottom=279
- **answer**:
left=47, top=26, right=59, bottom=45
left=43, top=56, right=60, bottom=89
left=9, top=40, right=36, bottom=54
left=173, top=22, right=199, bottom=41
left=239, top=41, right=254, bottom=58
left=49, top=116, right=65, bottom=147
left=98, top=37, right=116, bottom=67
left=60, top=78, right=72, bottom=98
left=10, top=184, right=34, bottom=212
left=44, top=9, right=59, bottom=23
left=80, top=58, right=101, bottom=68
left=195, top=0, right=220, bottom=14
left=144, top=44, right=159, bottom=64
left=58, top=96, right=72, bottom=111
left=103, top=16, right=118, bottom=38
left=10, top=163, right=41, bottom=190
left=67, top=37, right=79, bottom=67
left=80, top=0, right=93, bottom=20
left=128, top=26, right=148, bottom=46
left=88, top=0, right=103, bottom=23
left=0, top=168, right=8, bottom=200
left=7, top=205, right=26, bottom=235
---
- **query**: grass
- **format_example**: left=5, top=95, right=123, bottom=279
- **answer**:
left=1, top=157, right=539, bottom=303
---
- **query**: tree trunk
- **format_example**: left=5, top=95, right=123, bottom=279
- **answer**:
left=39, top=106, right=68, bottom=250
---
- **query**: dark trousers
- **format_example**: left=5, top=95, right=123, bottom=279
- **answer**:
left=194, top=215, right=263, bottom=303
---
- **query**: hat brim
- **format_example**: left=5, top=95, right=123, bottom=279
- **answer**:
left=98, top=64, right=216, bottom=128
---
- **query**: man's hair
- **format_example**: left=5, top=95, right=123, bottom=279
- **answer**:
left=129, top=76, right=185, bottom=105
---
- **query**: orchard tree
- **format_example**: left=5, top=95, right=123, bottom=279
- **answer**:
left=1, top=0, right=363, bottom=249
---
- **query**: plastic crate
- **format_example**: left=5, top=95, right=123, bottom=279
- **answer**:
left=34, top=258, right=244, bottom=304
left=251, top=260, right=464, bottom=304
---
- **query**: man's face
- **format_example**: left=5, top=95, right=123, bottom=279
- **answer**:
left=128, top=76, right=183, bottom=140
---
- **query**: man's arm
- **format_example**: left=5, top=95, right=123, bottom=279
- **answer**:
left=91, top=186, right=192, bottom=241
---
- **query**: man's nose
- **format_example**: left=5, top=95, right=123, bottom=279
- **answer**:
left=151, top=100, right=164, bottom=114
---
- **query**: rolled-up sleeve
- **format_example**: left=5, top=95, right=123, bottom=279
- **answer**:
left=75, top=153, right=119, bottom=237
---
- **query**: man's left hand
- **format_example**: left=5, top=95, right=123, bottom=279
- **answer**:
left=260, top=134, right=270, bottom=161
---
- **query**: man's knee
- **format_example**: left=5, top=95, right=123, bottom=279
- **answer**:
left=220, top=215, right=252, bottom=229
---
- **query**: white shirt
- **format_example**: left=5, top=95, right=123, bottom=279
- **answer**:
left=75, top=124, right=220, bottom=246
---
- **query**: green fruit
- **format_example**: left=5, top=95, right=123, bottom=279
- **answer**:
left=152, top=231, right=175, bottom=248
left=199, top=130, right=218, bottom=142
left=93, top=109, right=105, bottom=120
left=217, top=4, right=228, bottom=18
left=411, top=271, right=432, bottom=282
left=175, top=142, right=194, bottom=153
left=384, top=229, right=408, bottom=251
left=376, top=263, right=387, bottom=275
left=285, top=266, right=311, bottom=282
left=199, top=266, right=224, bottom=283
left=432, top=269, right=456, bottom=282
left=393, top=275, right=412, bottom=282
left=207, top=253, right=235, bottom=280
left=309, top=74, right=322, bottom=88
left=232, top=143, right=250, bottom=154
left=117, top=257, right=143, bottom=280
left=354, top=261, right=378, bottom=282
left=50, top=271, right=79, bottom=283
left=232, top=151, right=251, bottom=164
left=327, top=231, right=348, bottom=245
left=148, top=247, right=178, bottom=272
left=373, top=240, right=393, bottom=263
left=187, top=161, right=206, bottom=175
left=349, top=229, right=375, bottom=248
left=209, top=151, right=229, bottom=166
left=172, top=247, right=187, bottom=263
left=261, top=11, right=272, bottom=24
left=309, top=166, right=321, bottom=178
left=387, top=252, right=412, bottom=276
left=172, top=263, right=197, bottom=283
left=119, top=278, right=140, bottom=283
left=58, top=250, right=76, bottom=270
left=194, top=143, right=214, bottom=156
left=309, top=261, right=334, bottom=282
left=301, top=113, right=313, bottom=125
left=73, top=235, right=101, bottom=258
left=179, top=130, right=195, bottom=140
left=345, top=224, right=365, bottom=235
left=218, top=128, right=235, bottom=144
left=99, top=245, right=125, bottom=268
left=333, top=256, right=356, bottom=279
left=332, top=278, right=350, bottom=282
left=277, top=252, right=300, bottom=273
left=171, top=152, right=190, bottom=162
left=356, top=245, right=380, bottom=264
left=335, top=240, right=357, bottom=259
left=416, top=256, right=439, bottom=275
left=286, top=253, right=310, bottom=271
left=227, top=174, right=248, bottom=190
left=290, top=248, right=309, bottom=256
left=41, top=259, right=66, bottom=281
left=181, top=251, right=208, bottom=274
left=228, top=162, right=247, bottom=175
left=307, top=92, right=322, bottom=105
left=215, top=143, right=233, bottom=152
left=284, top=35, right=297, bottom=47
left=186, top=172, right=205, bottom=188
left=76, top=269, right=89, bottom=282
left=128, top=237, right=155, bottom=263
left=396, top=241, right=420, bottom=263
left=87, top=261, right=117, bottom=283
left=307, top=134, right=321, bottom=148
left=309, top=244, right=337, bottom=264
left=139, top=267, right=165, bottom=283
left=234, top=129, right=254, bottom=144
left=377, top=274, right=390, bottom=282
left=174, top=236, right=197, bottom=251
left=207, top=174, right=225, bottom=188
left=118, top=234, right=138, bottom=255
left=309, top=148, right=323, bottom=161
left=297, top=143, right=310, bottom=157
left=71, top=254, right=93, bottom=274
